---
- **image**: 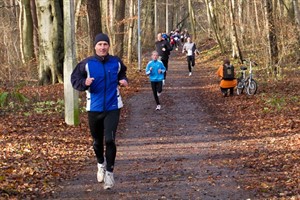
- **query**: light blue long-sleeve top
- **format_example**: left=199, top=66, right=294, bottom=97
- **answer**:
left=145, top=60, right=166, bottom=82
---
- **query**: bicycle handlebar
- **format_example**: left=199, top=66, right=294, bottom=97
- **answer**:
left=242, top=59, right=258, bottom=66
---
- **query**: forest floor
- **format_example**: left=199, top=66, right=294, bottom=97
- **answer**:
left=0, top=41, right=300, bottom=200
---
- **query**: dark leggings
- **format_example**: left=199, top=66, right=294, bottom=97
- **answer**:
left=187, top=56, right=195, bottom=72
left=88, top=109, right=120, bottom=172
left=161, top=58, right=168, bottom=80
left=151, top=81, right=163, bottom=105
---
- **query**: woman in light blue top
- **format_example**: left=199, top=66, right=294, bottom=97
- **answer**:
left=145, top=51, right=166, bottom=110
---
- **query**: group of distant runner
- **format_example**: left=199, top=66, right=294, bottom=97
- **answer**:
left=162, top=28, right=191, bottom=51
left=146, top=27, right=237, bottom=111
left=146, top=28, right=200, bottom=111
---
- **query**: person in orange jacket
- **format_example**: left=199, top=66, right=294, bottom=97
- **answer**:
left=216, top=58, right=237, bottom=97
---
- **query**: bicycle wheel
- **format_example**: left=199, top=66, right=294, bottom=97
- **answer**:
left=236, top=81, right=244, bottom=95
left=246, top=79, right=257, bottom=95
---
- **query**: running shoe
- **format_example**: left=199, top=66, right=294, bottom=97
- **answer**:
left=97, top=163, right=106, bottom=183
left=104, top=171, right=115, bottom=190
left=156, top=105, right=161, bottom=110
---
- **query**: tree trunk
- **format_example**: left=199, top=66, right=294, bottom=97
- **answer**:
left=229, top=0, right=243, bottom=61
left=30, top=0, right=39, bottom=59
left=35, top=0, right=64, bottom=85
left=143, top=0, right=154, bottom=45
left=127, top=0, right=134, bottom=63
left=141, top=1, right=152, bottom=45
left=21, top=0, right=34, bottom=62
left=106, top=0, right=114, bottom=55
left=87, top=0, right=102, bottom=51
left=293, top=0, right=300, bottom=63
left=17, top=0, right=25, bottom=63
left=75, top=0, right=82, bottom=33
left=264, top=0, right=279, bottom=76
left=188, top=0, right=196, bottom=38
left=237, top=0, right=245, bottom=45
left=169, top=0, right=175, bottom=32
left=293, top=0, right=300, bottom=24
left=254, top=0, right=261, bottom=32
left=8, top=0, right=18, bottom=17
left=114, top=0, right=125, bottom=57
left=109, top=0, right=114, bottom=30
left=63, top=0, right=79, bottom=125
left=166, top=0, right=169, bottom=33
left=205, top=0, right=225, bottom=53
left=206, top=0, right=212, bottom=37
left=154, top=0, right=157, bottom=36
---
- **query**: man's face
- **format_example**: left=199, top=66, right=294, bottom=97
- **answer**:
left=157, top=33, right=162, bottom=41
left=94, top=41, right=109, bottom=57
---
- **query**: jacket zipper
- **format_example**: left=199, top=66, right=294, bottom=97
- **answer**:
left=103, top=62, right=107, bottom=111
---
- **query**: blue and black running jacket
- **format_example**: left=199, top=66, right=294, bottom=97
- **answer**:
left=71, top=54, right=128, bottom=112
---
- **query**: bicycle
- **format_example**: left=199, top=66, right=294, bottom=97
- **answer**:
left=236, top=59, right=258, bottom=95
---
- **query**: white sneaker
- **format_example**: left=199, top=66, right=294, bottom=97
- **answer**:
left=156, top=105, right=161, bottom=110
left=104, top=171, right=115, bottom=190
left=157, top=92, right=161, bottom=97
left=189, top=72, right=192, bottom=76
left=97, top=163, right=106, bottom=183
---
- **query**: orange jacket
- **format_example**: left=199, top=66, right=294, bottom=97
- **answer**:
left=216, top=65, right=237, bottom=88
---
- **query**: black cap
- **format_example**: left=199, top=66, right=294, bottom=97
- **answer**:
left=94, top=33, right=110, bottom=46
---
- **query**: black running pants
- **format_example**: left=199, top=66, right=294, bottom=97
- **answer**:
left=88, top=109, right=120, bottom=172
left=151, top=81, right=162, bottom=105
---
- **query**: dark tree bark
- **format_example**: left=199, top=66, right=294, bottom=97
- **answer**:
left=114, top=0, right=125, bottom=57
left=265, top=0, right=279, bottom=76
left=87, top=0, right=102, bottom=50
left=21, top=0, right=34, bottom=62
left=114, top=0, right=126, bottom=57
left=30, top=0, right=39, bottom=59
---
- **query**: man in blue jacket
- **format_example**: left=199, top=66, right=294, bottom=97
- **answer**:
left=71, top=33, right=128, bottom=190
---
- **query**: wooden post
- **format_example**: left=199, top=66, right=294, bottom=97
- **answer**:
left=63, top=0, right=79, bottom=125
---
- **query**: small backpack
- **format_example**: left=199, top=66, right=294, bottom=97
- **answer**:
left=223, top=64, right=235, bottom=80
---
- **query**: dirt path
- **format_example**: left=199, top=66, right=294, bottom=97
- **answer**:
left=48, top=52, right=255, bottom=199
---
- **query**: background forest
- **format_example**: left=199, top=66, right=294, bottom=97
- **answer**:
left=0, top=0, right=300, bottom=199
left=0, top=0, right=299, bottom=86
